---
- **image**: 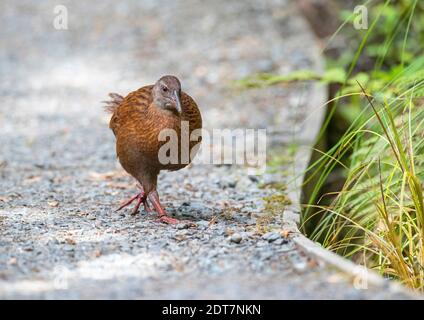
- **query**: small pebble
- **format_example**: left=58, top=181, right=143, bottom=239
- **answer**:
left=196, top=220, right=210, bottom=229
left=262, top=231, right=280, bottom=242
left=293, top=261, right=308, bottom=272
left=256, top=240, right=269, bottom=247
left=48, top=201, right=59, bottom=208
left=177, top=223, right=190, bottom=230
left=230, top=233, right=242, bottom=244
left=273, top=238, right=289, bottom=245
left=176, top=229, right=189, bottom=236
left=63, top=245, right=75, bottom=252
left=248, top=175, right=259, bottom=183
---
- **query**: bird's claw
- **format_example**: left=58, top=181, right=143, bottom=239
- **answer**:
left=156, top=215, right=180, bottom=224
left=116, top=193, right=140, bottom=212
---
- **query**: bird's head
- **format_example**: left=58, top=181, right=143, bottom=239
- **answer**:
left=152, top=75, right=182, bottom=114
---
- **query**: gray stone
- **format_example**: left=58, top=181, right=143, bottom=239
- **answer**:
left=196, top=220, right=210, bottom=229
left=177, top=223, right=191, bottom=230
left=230, top=233, right=242, bottom=244
left=273, top=238, right=289, bottom=245
left=262, top=232, right=281, bottom=242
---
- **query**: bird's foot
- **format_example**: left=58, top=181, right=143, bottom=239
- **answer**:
left=156, top=215, right=180, bottom=224
left=116, top=184, right=151, bottom=215
left=148, top=190, right=182, bottom=224
left=130, top=195, right=152, bottom=215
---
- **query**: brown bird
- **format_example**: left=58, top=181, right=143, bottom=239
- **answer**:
left=104, top=75, right=202, bottom=224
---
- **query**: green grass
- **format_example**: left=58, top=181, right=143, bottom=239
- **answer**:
left=304, top=81, right=424, bottom=289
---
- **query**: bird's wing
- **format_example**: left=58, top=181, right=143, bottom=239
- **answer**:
left=108, top=85, right=153, bottom=135
left=181, top=91, right=203, bottom=132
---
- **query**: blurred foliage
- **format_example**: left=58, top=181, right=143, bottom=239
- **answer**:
left=337, top=0, right=424, bottom=69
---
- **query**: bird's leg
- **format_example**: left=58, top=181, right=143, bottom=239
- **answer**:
left=148, top=190, right=179, bottom=224
left=116, top=184, right=152, bottom=215
left=142, top=197, right=153, bottom=213
left=137, top=184, right=153, bottom=214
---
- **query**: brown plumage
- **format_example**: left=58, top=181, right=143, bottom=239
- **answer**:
left=104, top=75, right=202, bottom=224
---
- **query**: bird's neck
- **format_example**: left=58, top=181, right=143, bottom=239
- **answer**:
left=149, top=103, right=182, bottom=119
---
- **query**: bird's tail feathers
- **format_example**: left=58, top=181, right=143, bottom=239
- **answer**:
left=102, top=93, right=124, bottom=113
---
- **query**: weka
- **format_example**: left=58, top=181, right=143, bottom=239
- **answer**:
left=104, top=75, right=202, bottom=224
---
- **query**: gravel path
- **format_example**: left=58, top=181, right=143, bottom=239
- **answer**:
left=0, top=0, right=413, bottom=299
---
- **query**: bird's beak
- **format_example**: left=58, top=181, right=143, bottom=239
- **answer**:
left=174, top=90, right=182, bottom=113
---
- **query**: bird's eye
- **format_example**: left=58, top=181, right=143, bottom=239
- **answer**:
left=162, top=86, right=168, bottom=92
